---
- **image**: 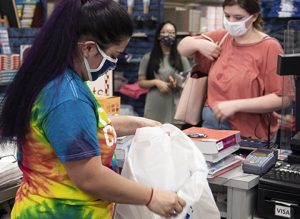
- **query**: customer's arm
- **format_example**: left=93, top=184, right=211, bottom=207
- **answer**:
left=213, top=93, right=284, bottom=121
left=110, top=115, right=161, bottom=136
left=177, top=36, right=221, bottom=61
left=64, top=156, right=186, bottom=217
left=138, top=74, right=169, bottom=93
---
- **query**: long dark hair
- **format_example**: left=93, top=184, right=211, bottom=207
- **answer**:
left=223, top=0, right=264, bottom=30
left=0, top=0, right=133, bottom=142
left=146, top=21, right=183, bottom=80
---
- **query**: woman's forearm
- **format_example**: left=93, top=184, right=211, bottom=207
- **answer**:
left=110, top=115, right=161, bottom=136
left=65, top=156, right=151, bottom=205
left=235, top=93, right=284, bottom=113
left=138, top=78, right=157, bottom=89
left=177, top=36, right=199, bottom=57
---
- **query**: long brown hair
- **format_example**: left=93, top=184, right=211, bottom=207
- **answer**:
left=223, top=0, right=264, bottom=30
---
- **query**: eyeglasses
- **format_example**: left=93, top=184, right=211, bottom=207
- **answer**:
left=160, top=31, right=176, bottom=36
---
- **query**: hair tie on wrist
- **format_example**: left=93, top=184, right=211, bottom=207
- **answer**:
left=146, top=188, right=154, bottom=206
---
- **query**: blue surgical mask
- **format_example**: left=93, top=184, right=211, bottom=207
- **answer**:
left=84, top=44, right=118, bottom=81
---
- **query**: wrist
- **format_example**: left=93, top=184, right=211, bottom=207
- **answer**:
left=146, top=187, right=154, bottom=206
left=153, top=79, right=159, bottom=88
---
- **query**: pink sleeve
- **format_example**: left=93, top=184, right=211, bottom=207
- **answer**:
left=193, top=29, right=227, bottom=74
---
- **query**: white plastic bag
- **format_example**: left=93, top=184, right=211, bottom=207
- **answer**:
left=114, top=124, right=220, bottom=219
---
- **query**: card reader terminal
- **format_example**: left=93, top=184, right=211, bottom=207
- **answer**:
left=242, top=148, right=277, bottom=175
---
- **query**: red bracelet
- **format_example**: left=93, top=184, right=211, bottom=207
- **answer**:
left=146, top=188, right=154, bottom=206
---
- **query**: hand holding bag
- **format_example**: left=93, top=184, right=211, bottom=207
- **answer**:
left=174, top=32, right=228, bottom=125
left=114, top=124, right=220, bottom=219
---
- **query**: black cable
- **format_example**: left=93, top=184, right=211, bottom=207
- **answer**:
left=267, top=113, right=271, bottom=148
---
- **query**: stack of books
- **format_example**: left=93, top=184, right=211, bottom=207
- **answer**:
left=183, top=127, right=243, bottom=178
left=206, top=154, right=243, bottom=178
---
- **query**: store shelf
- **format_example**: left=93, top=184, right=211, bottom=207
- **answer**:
left=132, top=32, right=148, bottom=38
left=0, top=70, right=17, bottom=86
left=165, top=0, right=223, bottom=6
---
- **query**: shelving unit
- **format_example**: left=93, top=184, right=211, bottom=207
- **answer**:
left=164, top=0, right=223, bottom=35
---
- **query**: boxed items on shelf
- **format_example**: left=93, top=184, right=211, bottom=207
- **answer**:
left=95, top=95, right=120, bottom=115
left=0, top=27, right=11, bottom=54
left=7, top=28, right=39, bottom=53
left=0, top=54, right=20, bottom=71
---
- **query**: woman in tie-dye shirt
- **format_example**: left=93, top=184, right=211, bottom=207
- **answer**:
left=0, top=0, right=186, bottom=218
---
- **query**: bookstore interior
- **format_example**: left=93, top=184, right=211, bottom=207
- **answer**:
left=1, top=0, right=300, bottom=219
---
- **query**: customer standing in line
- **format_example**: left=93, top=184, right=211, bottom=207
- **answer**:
left=177, top=0, right=293, bottom=141
left=0, top=0, right=186, bottom=218
left=138, top=21, right=191, bottom=124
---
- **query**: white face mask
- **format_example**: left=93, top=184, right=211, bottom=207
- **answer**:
left=83, top=44, right=118, bottom=81
left=223, top=15, right=253, bottom=37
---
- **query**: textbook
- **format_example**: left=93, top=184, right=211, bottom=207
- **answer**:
left=207, top=155, right=243, bottom=178
left=183, top=127, right=241, bottom=154
left=203, top=144, right=240, bottom=163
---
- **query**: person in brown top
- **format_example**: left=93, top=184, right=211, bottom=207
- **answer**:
left=178, top=0, right=294, bottom=141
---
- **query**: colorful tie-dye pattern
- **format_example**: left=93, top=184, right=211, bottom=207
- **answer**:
left=11, top=69, right=118, bottom=218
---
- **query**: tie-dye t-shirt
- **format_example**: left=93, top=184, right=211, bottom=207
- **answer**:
left=11, top=68, right=118, bottom=219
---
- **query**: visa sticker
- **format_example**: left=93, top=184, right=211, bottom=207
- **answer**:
left=275, top=205, right=291, bottom=218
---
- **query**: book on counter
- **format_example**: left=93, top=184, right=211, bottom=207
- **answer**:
left=183, top=127, right=241, bottom=154
left=204, top=144, right=240, bottom=163
left=207, top=154, right=243, bottom=178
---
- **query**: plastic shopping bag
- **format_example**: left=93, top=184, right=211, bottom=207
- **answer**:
left=114, top=124, right=220, bottom=219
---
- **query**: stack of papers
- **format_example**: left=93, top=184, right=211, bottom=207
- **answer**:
left=0, top=141, right=22, bottom=189
left=207, top=154, right=243, bottom=178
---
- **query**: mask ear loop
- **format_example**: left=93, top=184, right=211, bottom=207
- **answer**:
left=83, top=57, right=93, bottom=81
left=96, top=44, right=118, bottom=63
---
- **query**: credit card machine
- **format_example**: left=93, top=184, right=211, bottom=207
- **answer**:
left=242, top=148, right=277, bottom=175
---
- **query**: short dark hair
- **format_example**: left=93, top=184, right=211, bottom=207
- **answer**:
left=0, top=0, right=133, bottom=141
left=223, top=0, right=264, bottom=30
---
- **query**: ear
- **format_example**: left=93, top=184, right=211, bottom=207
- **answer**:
left=252, top=13, right=259, bottom=22
left=79, top=41, right=98, bottom=58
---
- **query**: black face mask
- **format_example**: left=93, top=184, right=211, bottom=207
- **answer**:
left=160, top=35, right=175, bottom=47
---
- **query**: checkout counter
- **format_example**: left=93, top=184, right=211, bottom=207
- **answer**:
left=256, top=25, right=300, bottom=218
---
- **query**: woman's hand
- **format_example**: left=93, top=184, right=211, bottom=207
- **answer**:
left=147, top=189, right=186, bottom=218
left=155, top=79, right=170, bottom=93
left=168, top=75, right=177, bottom=89
left=110, top=116, right=161, bottom=136
left=273, top=112, right=295, bottom=130
left=212, top=100, right=239, bottom=121
left=197, top=40, right=221, bottom=61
